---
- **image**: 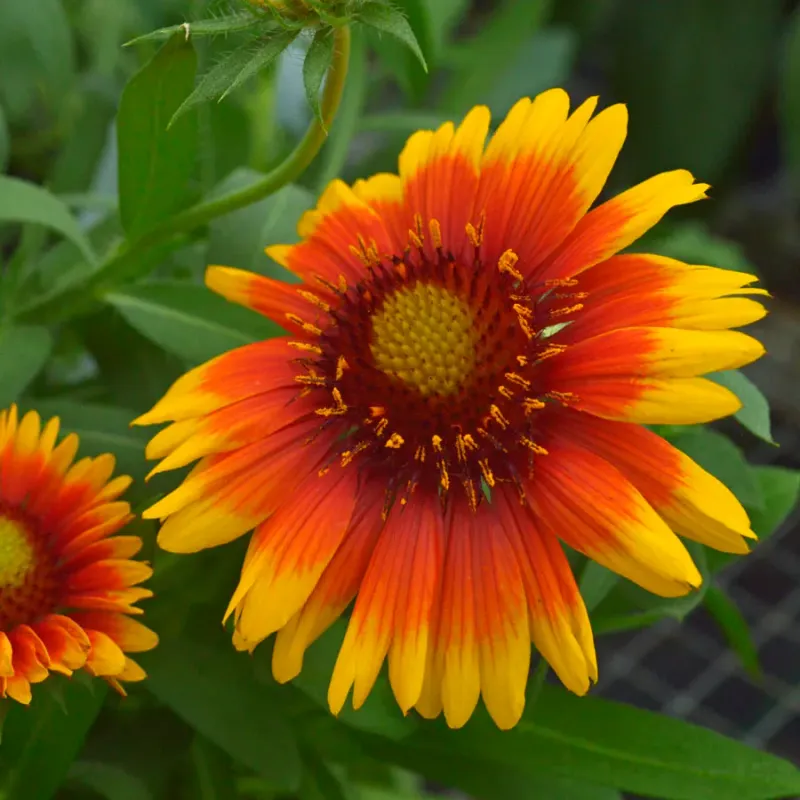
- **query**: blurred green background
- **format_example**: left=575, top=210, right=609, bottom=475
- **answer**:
left=4, top=0, right=800, bottom=299
left=2, top=1, right=800, bottom=799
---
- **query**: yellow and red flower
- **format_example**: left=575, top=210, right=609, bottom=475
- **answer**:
left=136, top=90, right=767, bottom=729
left=0, top=405, right=157, bottom=704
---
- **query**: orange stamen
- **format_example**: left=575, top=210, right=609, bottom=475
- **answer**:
left=429, top=218, right=443, bottom=249
left=288, top=342, right=323, bottom=354
left=478, top=459, right=495, bottom=487
left=498, top=249, right=522, bottom=281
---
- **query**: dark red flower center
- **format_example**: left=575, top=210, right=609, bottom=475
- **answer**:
left=292, top=219, right=584, bottom=511
left=0, top=507, right=58, bottom=629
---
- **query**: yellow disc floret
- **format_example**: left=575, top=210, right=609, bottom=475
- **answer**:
left=370, top=282, right=477, bottom=397
left=0, top=515, right=35, bottom=589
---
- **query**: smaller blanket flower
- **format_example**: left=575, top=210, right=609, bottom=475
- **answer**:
left=0, top=405, right=157, bottom=704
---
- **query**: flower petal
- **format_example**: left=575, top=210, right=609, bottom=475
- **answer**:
left=272, top=483, right=385, bottom=684
left=427, top=503, right=479, bottom=728
left=540, top=170, right=709, bottom=282
left=63, top=588, right=153, bottom=615
left=566, top=254, right=767, bottom=339
left=70, top=612, right=158, bottom=654
left=493, top=489, right=596, bottom=696
left=206, top=265, right=336, bottom=337
left=228, top=466, right=360, bottom=651
left=328, top=493, right=443, bottom=715
left=0, top=633, right=13, bottom=677
left=529, top=438, right=702, bottom=597
left=423, top=495, right=531, bottom=729
left=399, top=105, right=490, bottom=260
left=351, top=173, right=405, bottom=249
left=478, top=92, right=627, bottom=273
left=267, top=180, right=396, bottom=285
left=133, top=338, right=298, bottom=425
left=66, top=559, right=153, bottom=593
left=84, top=629, right=126, bottom=676
left=152, top=421, right=327, bottom=553
left=4, top=675, right=31, bottom=704
left=32, top=615, right=91, bottom=674
left=563, top=410, right=755, bottom=553
left=469, top=500, right=530, bottom=729
left=560, top=375, right=741, bottom=425
left=549, top=327, right=764, bottom=382
left=9, top=625, right=50, bottom=683
left=145, top=387, right=303, bottom=477
left=387, top=492, right=445, bottom=713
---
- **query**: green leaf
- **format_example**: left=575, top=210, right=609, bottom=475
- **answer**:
left=298, top=751, right=350, bottom=800
left=579, top=561, right=620, bottom=613
left=591, top=542, right=709, bottom=635
left=612, top=0, right=780, bottom=183
left=669, top=427, right=763, bottom=511
left=441, top=0, right=553, bottom=115
left=50, top=88, right=119, bottom=195
left=781, top=6, right=800, bottom=188
left=0, top=703, right=8, bottom=744
left=207, top=172, right=315, bottom=277
left=78, top=307, right=184, bottom=411
left=117, top=31, right=199, bottom=239
left=385, top=685, right=800, bottom=800
left=704, top=586, right=761, bottom=679
left=67, top=761, right=153, bottom=800
left=710, top=370, right=774, bottom=444
left=125, top=14, right=260, bottom=46
left=424, top=0, right=469, bottom=54
left=358, top=1, right=428, bottom=71
left=69, top=703, right=194, bottom=798
left=282, top=619, right=418, bottom=740
left=0, top=680, right=106, bottom=800
left=368, top=0, right=436, bottom=99
left=0, top=325, right=52, bottom=405
left=647, top=221, right=756, bottom=274
left=26, top=400, right=149, bottom=482
left=364, top=734, right=621, bottom=800
left=482, top=27, right=576, bottom=119
left=27, top=214, right=121, bottom=296
left=359, top=110, right=452, bottom=134
left=171, top=31, right=297, bottom=125
left=356, top=788, right=435, bottom=800
left=104, top=281, right=280, bottom=365
left=140, top=619, right=301, bottom=792
left=304, top=28, right=335, bottom=124
left=706, top=465, right=800, bottom=574
left=0, top=0, right=75, bottom=124
left=0, top=177, right=97, bottom=266
left=749, top=465, right=800, bottom=538
left=218, top=32, right=298, bottom=103
left=398, top=0, right=437, bottom=64
left=0, top=104, right=9, bottom=173
left=189, top=736, right=240, bottom=800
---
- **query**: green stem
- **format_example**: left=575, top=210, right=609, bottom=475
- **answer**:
left=19, top=24, right=352, bottom=323
left=313, top=25, right=366, bottom=192
left=150, top=25, right=350, bottom=236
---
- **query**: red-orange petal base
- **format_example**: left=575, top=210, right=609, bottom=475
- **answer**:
left=137, top=90, right=766, bottom=730
left=0, top=405, right=157, bottom=704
